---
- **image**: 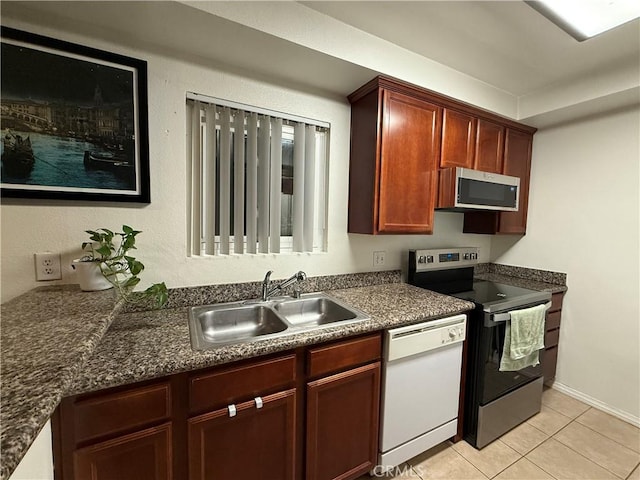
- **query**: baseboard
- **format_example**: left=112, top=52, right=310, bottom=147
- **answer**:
left=551, top=381, right=640, bottom=428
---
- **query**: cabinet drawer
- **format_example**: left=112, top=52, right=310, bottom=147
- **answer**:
left=550, top=292, right=564, bottom=312
left=74, top=382, right=171, bottom=444
left=546, top=310, right=561, bottom=331
left=544, top=328, right=560, bottom=348
left=189, top=354, right=296, bottom=414
left=307, top=333, right=381, bottom=379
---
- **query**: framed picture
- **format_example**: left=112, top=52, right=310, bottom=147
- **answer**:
left=0, top=26, right=150, bottom=202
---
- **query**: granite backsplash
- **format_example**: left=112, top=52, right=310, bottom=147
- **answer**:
left=123, top=270, right=403, bottom=312
left=475, top=263, right=566, bottom=286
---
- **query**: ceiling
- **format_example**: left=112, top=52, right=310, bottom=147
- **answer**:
left=302, top=1, right=640, bottom=97
left=2, top=0, right=637, bottom=125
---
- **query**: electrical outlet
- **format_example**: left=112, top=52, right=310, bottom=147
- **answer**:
left=373, top=251, right=386, bottom=267
left=35, top=252, right=62, bottom=281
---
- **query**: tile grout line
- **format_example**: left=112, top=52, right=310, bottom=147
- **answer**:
left=625, top=464, right=640, bottom=480
left=548, top=416, right=637, bottom=479
left=523, top=415, right=554, bottom=444
left=453, top=439, right=520, bottom=480
left=520, top=453, right=562, bottom=480
left=570, top=408, right=640, bottom=455
left=539, top=400, right=580, bottom=423
left=450, top=444, right=492, bottom=479
left=512, top=416, right=562, bottom=480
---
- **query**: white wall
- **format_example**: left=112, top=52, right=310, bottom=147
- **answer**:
left=0, top=10, right=494, bottom=477
left=492, top=106, right=640, bottom=421
left=8, top=421, right=53, bottom=480
left=0, top=13, right=492, bottom=304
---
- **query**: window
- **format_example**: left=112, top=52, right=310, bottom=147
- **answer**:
left=186, top=93, right=329, bottom=256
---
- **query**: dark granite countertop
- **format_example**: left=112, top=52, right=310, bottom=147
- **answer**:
left=68, top=283, right=475, bottom=395
left=0, top=286, right=121, bottom=480
left=0, top=274, right=472, bottom=480
left=0, top=264, right=565, bottom=479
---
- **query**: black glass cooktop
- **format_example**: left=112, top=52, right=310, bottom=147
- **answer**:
left=451, top=280, right=551, bottom=313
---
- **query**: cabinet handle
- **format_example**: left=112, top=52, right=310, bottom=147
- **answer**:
left=228, top=404, right=237, bottom=417
left=254, top=396, right=263, bottom=409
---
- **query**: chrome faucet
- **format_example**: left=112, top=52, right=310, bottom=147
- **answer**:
left=262, top=270, right=273, bottom=301
left=262, top=270, right=307, bottom=301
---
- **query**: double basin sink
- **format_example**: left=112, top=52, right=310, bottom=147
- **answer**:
left=189, top=293, right=370, bottom=350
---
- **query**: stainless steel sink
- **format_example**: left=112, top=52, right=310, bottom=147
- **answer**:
left=190, top=303, right=288, bottom=349
left=274, top=296, right=359, bottom=327
left=188, top=293, right=370, bottom=350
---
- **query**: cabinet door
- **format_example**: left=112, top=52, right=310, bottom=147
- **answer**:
left=498, top=129, right=533, bottom=234
left=74, top=423, right=172, bottom=480
left=441, top=108, right=476, bottom=169
left=378, top=90, right=441, bottom=234
left=306, top=362, right=381, bottom=480
left=188, top=389, right=296, bottom=480
left=474, top=118, right=505, bottom=173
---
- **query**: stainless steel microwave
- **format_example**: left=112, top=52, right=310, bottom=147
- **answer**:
left=440, top=167, right=520, bottom=212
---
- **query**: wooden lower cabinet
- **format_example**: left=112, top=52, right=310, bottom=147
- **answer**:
left=306, top=362, right=381, bottom=480
left=74, top=423, right=172, bottom=480
left=54, top=333, right=383, bottom=480
left=188, top=389, right=296, bottom=480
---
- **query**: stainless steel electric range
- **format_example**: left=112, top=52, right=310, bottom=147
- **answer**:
left=407, top=247, right=552, bottom=449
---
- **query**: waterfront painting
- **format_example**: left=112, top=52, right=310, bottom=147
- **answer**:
left=0, top=27, right=150, bottom=202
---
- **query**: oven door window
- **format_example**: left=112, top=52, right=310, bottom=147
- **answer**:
left=479, top=321, right=541, bottom=405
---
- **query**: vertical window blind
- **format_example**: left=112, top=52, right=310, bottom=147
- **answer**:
left=186, top=93, right=329, bottom=256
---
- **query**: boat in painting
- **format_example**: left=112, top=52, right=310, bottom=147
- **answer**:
left=2, top=131, right=35, bottom=178
left=84, top=150, right=134, bottom=181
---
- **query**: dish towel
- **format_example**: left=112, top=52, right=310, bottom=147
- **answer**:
left=499, top=303, right=546, bottom=372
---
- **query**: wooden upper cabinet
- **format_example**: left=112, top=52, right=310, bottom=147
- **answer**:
left=350, top=76, right=536, bottom=236
left=441, top=108, right=476, bottom=169
left=498, top=129, right=533, bottom=234
left=348, top=82, right=442, bottom=235
left=377, top=90, right=441, bottom=233
left=474, top=119, right=505, bottom=173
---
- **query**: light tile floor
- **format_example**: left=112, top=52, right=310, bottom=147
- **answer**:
left=360, top=388, right=640, bottom=480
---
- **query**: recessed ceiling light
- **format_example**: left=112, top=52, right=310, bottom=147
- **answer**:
left=525, top=0, right=640, bottom=41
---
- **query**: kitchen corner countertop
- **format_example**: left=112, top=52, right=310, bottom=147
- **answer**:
left=68, top=283, right=475, bottom=395
left=0, top=281, right=472, bottom=479
left=0, top=269, right=566, bottom=479
left=0, top=286, right=121, bottom=480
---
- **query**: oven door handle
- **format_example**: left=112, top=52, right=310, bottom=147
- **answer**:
left=489, top=301, right=552, bottom=323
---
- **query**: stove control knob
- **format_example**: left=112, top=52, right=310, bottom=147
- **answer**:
left=418, top=255, right=426, bottom=264
left=426, top=255, right=434, bottom=263
left=463, top=253, right=470, bottom=260
left=448, top=329, right=456, bottom=339
left=470, top=253, right=478, bottom=260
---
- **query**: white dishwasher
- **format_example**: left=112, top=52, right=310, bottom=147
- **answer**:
left=378, top=314, right=466, bottom=470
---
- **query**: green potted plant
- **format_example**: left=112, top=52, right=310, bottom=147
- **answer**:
left=72, top=225, right=168, bottom=308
